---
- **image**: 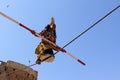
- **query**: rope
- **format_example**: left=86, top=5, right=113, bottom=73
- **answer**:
left=61, top=5, right=120, bottom=49
left=41, top=5, right=120, bottom=62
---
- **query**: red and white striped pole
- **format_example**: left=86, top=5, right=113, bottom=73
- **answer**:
left=0, top=11, right=86, bottom=66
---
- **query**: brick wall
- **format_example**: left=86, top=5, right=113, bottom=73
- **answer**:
left=0, top=60, right=38, bottom=80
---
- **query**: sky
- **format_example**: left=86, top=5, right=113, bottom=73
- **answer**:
left=0, top=0, right=120, bottom=80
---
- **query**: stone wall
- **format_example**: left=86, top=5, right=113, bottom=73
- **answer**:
left=0, top=60, right=38, bottom=80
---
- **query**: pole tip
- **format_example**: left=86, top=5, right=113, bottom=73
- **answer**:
left=77, top=59, right=86, bottom=66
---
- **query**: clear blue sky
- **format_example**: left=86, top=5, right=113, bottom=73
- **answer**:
left=0, top=0, right=120, bottom=80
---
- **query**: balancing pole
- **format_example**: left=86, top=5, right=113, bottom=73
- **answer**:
left=0, top=11, right=85, bottom=65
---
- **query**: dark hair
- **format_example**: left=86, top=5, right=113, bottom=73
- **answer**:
left=45, top=24, right=57, bottom=38
left=45, top=24, right=50, bottom=31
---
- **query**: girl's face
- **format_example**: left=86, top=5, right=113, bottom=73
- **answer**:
left=50, top=24, right=56, bottom=31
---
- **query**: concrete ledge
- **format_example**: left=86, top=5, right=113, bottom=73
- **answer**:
left=0, top=60, right=38, bottom=80
left=6, top=60, right=37, bottom=77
